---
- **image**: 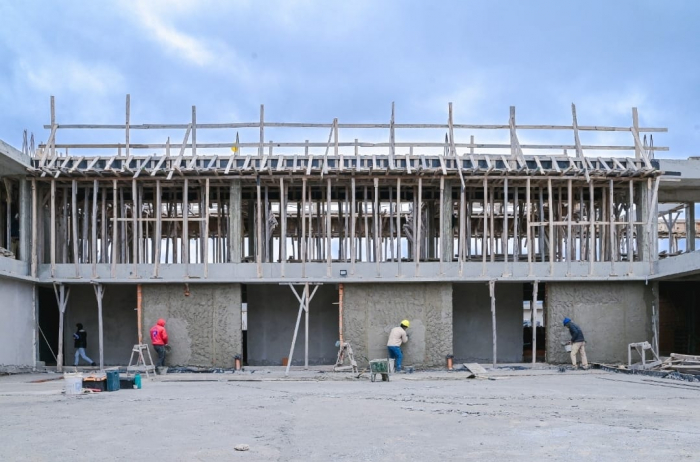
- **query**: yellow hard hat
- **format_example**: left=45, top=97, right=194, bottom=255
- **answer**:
left=401, top=320, right=410, bottom=328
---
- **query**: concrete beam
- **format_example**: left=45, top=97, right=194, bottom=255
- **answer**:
left=0, top=139, right=30, bottom=177
left=38, top=260, right=659, bottom=284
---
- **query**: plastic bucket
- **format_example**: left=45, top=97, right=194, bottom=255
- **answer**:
left=564, top=344, right=572, bottom=352
left=64, top=373, right=83, bottom=395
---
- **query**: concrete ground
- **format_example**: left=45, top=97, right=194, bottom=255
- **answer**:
left=0, top=367, right=698, bottom=461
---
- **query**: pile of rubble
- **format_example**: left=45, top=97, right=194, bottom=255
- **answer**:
left=0, top=247, right=15, bottom=258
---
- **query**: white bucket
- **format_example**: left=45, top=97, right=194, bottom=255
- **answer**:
left=64, top=373, right=83, bottom=395
left=564, top=344, right=572, bottom=352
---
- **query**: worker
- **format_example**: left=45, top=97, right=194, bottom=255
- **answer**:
left=563, top=317, right=588, bottom=369
left=73, top=323, right=96, bottom=367
left=150, top=318, right=169, bottom=373
left=387, top=320, right=410, bottom=372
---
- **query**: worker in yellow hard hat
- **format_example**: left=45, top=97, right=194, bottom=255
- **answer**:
left=387, top=320, right=410, bottom=372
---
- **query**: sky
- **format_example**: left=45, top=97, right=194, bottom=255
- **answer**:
left=0, top=0, right=699, bottom=158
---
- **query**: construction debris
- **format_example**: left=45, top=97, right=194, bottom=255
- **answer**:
left=597, top=353, right=700, bottom=383
left=463, top=363, right=488, bottom=379
left=0, top=246, right=15, bottom=258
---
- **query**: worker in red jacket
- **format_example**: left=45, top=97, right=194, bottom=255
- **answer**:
left=150, top=319, right=169, bottom=373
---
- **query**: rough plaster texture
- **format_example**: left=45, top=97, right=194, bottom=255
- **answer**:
left=141, top=284, right=242, bottom=368
left=63, top=285, right=137, bottom=366
left=247, top=284, right=338, bottom=366
left=546, top=282, right=653, bottom=364
left=453, top=283, right=524, bottom=363
left=342, top=283, right=452, bottom=367
left=0, top=278, right=34, bottom=370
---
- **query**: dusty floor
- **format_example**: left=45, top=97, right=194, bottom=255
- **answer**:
left=0, top=367, right=698, bottom=461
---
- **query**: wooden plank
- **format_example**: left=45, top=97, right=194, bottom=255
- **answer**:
left=482, top=178, right=488, bottom=274
left=256, top=179, right=262, bottom=278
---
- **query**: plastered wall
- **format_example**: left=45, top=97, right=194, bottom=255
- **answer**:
left=342, top=283, right=453, bottom=367
left=141, top=284, right=242, bottom=367
left=546, top=282, right=653, bottom=364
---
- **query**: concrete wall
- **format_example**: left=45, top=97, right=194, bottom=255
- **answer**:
left=0, top=278, right=35, bottom=370
left=343, top=283, right=452, bottom=367
left=63, top=285, right=137, bottom=366
left=141, top=284, right=242, bottom=368
left=247, top=284, right=338, bottom=366
left=453, top=283, right=524, bottom=363
left=546, top=282, right=653, bottom=364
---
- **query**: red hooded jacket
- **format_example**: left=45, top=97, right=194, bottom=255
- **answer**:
left=150, top=319, right=168, bottom=346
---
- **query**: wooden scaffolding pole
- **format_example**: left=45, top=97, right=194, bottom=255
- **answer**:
left=489, top=280, right=497, bottom=368
left=93, top=283, right=105, bottom=370
left=53, top=283, right=70, bottom=372
left=532, top=280, right=538, bottom=364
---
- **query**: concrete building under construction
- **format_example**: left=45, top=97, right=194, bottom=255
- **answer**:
left=1, top=97, right=699, bottom=372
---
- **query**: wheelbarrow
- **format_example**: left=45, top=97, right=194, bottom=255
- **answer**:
left=369, top=358, right=394, bottom=382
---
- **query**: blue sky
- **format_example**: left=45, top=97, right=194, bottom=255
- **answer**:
left=0, top=0, right=698, bottom=157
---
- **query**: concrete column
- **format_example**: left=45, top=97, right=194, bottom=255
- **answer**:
left=19, top=179, right=30, bottom=262
left=441, top=181, right=454, bottom=262
left=229, top=180, right=242, bottom=262
left=687, top=202, right=696, bottom=252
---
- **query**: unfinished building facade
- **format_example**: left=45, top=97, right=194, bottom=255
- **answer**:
left=2, top=97, right=699, bottom=372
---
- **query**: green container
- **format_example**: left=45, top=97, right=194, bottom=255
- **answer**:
left=369, top=359, right=390, bottom=374
left=106, top=370, right=120, bottom=392
left=134, top=373, right=142, bottom=389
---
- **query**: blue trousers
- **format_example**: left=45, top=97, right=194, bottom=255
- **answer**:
left=387, top=346, right=403, bottom=371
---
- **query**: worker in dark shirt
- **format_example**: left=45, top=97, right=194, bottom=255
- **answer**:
left=73, top=323, right=96, bottom=367
left=563, top=317, right=588, bottom=369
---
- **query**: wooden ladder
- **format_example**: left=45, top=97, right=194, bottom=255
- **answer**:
left=127, top=344, right=156, bottom=378
left=334, top=342, right=358, bottom=373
